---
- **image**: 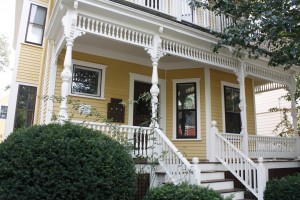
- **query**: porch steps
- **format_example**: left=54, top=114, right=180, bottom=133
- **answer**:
left=200, top=163, right=246, bottom=200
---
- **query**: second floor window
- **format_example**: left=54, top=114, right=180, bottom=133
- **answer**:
left=25, top=4, right=47, bottom=45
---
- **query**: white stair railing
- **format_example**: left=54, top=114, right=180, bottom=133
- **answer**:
left=72, top=121, right=199, bottom=185
left=212, top=121, right=266, bottom=200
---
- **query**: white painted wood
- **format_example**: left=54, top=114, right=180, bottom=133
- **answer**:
left=222, top=191, right=244, bottom=200
left=202, top=180, right=234, bottom=190
left=201, top=172, right=224, bottom=181
left=205, top=67, right=212, bottom=161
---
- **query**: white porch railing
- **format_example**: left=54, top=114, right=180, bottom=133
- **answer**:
left=221, top=133, right=298, bottom=159
left=212, top=122, right=266, bottom=200
left=124, top=0, right=232, bottom=33
left=248, top=135, right=298, bottom=159
left=72, top=121, right=200, bottom=185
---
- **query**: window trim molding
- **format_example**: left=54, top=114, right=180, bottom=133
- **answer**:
left=221, top=81, right=239, bottom=133
left=172, top=78, right=201, bottom=140
left=25, top=3, right=47, bottom=46
left=69, top=60, right=107, bottom=99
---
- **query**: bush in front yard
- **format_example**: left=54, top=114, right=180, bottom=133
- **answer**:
left=264, top=173, right=300, bottom=200
left=0, top=123, right=137, bottom=200
left=143, top=182, right=232, bottom=200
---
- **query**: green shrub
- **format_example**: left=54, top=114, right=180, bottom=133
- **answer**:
left=143, top=182, right=232, bottom=200
left=264, top=173, right=300, bottom=200
left=0, top=123, right=137, bottom=200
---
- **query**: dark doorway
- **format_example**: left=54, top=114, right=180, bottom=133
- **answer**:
left=133, top=81, right=152, bottom=127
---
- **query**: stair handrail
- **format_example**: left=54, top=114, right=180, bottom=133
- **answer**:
left=211, top=121, right=266, bottom=200
left=153, top=128, right=200, bottom=185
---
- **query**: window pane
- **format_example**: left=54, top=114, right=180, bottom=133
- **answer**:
left=224, top=86, right=241, bottom=133
left=177, top=110, right=196, bottom=137
left=26, top=24, right=43, bottom=44
left=177, top=83, right=195, bottom=110
left=14, top=85, right=37, bottom=130
left=72, top=65, right=101, bottom=96
left=0, top=106, right=8, bottom=119
left=29, top=5, right=46, bottom=25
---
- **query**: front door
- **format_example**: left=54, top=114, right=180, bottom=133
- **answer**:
left=133, top=81, right=152, bottom=127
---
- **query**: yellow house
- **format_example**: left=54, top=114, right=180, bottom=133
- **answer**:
left=5, top=0, right=300, bottom=199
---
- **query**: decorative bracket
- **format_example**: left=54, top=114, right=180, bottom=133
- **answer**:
left=145, top=27, right=166, bottom=64
left=61, top=1, right=85, bottom=41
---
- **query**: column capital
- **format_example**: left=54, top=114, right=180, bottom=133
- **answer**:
left=145, top=27, right=166, bottom=64
left=62, top=1, right=85, bottom=41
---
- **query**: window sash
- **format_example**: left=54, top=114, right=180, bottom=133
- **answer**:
left=71, top=65, right=102, bottom=97
left=25, top=4, right=47, bottom=45
left=224, top=85, right=241, bottom=134
left=176, top=82, right=197, bottom=138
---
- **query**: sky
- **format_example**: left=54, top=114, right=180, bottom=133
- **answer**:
left=0, top=0, right=16, bottom=98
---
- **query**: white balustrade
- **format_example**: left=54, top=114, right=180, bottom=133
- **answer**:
left=72, top=121, right=195, bottom=185
left=212, top=122, right=265, bottom=200
left=248, top=135, right=297, bottom=159
left=220, top=133, right=242, bottom=151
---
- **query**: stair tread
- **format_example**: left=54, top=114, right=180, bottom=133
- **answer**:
left=201, top=178, right=235, bottom=183
left=202, top=170, right=226, bottom=173
left=215, top=188, right=244, bottom=194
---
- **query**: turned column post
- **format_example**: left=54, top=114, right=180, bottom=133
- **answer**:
left=145, top=27, right=165, bottom=128
left=236, top=61, right=249, bottom=156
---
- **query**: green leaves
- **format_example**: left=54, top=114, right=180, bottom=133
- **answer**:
left=0, top=123, right=137, bottom=199
left=190, top=0, right=300, bottom=68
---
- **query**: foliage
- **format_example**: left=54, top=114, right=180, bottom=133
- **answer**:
left=190, top=0, right=300, bottom=69
left=143, top=182, right=232, bottom=200
left=0, top=35, right=9, bottom=72
left=264, top=173, right=300, bottom=200
left=0, top=123, right=137, bottom=200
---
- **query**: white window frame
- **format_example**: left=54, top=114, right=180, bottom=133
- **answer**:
left=69, top=60, right=106, bottom=100
left=0, top=105, right=8, bottom=120
left=172, top=78, right=201, bottom=140
left=221, top=81, right=240, bottom=133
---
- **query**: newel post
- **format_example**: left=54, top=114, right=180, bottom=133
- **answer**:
left=209, top=121, right=218, bottom=162
left=58, top=1, right=85, bottom=123
left=191, top=157, right=201, bottom=185
left=257, top=157, right=267, bottom=200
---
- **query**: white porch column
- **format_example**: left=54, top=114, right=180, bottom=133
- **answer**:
left=145, top=27, right=165, bottom=128
left=236, top=61, right=249, bottom=156
left=289, top=74, right=300, bottom=158
left=58, top=1, right=85, bottom=123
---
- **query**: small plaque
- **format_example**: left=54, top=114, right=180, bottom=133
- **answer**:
left=78, top=104, right=91, bottom=114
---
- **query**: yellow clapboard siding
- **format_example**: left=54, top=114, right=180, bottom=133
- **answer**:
left=165, top=68, right=207, bottom=160
left=17, top=44, right=43, bottom=84
left=210, top=69, right=255, bottom=134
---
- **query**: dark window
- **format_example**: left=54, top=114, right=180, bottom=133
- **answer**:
left=0, top=106, right=8, bottom=119
left=224, top=86, right=241, bottom=133
left=25, top=4, right=47, bottom=45
left=177, top=83, right=197, bottom=138
left=14, top=85, right=37, bottom=130
left=71, top=65, right=102, bottom=97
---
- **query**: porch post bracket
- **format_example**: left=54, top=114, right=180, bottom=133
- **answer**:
left=58, top=1, right=85, bottom=123
left=145, top=27, right=166, bottom=128
left=235, top=60, right=249, bottom=156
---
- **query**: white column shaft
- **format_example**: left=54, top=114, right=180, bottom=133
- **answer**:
left=150, top=60, right=160, bottom=128
left=58, top=39, right=74, bottom=122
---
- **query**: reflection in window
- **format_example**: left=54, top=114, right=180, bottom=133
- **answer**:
left=0, top=106, right=8, bottom=119
left=25, top=4, right=47, bottom=45
left=71, top=65, right=102, bottom=97
left=177, top=83, right=197, bottom=138
left=14, top=85, right=37, bottom=130
left=224, top=86, right=241, bottom=133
